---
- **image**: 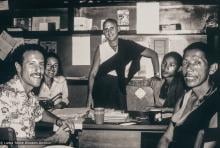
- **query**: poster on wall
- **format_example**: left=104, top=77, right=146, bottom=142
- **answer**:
left=72, top=36, right=90, bottom=65
left=117, top=9, right=129, bottom=30
left=40, top=41, right=57, bottom=53
left=136, top=2, right=159, bottom=34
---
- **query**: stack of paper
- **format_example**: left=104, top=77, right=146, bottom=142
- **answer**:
left=52, top=107, right=89, bottom=120
left=103, top=109, right=129, bottom=123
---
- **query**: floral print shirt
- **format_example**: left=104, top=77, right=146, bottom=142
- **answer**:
left=0, top=75, right=44, bottom=138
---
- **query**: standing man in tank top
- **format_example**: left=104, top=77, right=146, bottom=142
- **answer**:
left=87, top=18, right=160, bottom=110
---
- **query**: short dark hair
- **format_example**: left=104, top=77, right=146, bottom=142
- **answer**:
left=103, top=18, right=118, bottom=29
left=12, top=44, right=46, bottom=65
left=163, top=52, right=183, bottom=68
left=183, top=42, right=215, bottom=65
left=46, top=52, right=63, bottom=76
left=4, top=44, right=46, bottom=82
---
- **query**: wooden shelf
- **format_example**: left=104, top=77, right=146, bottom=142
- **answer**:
left=72, top=30, right=206, bottom=36
left=7, top=31, right=71, bottom=37
left=7, top=30, right=207, bottom=37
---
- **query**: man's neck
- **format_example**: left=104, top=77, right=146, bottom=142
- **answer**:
left=165, top=76, right=174, bottom=84
left=108, top=39, right=118, bottom=51
left=192, top=78, right=211, bottom=99
left=19, top=77, right=33, bottom=94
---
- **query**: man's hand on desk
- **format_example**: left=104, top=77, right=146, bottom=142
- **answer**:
left=46, top=125, right=70, bottom=144
left=56, top=118, right=75, bottom=133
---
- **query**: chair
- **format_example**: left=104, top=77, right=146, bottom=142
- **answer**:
left=0, top=127, right=17, bottom=148
left=194, top=128, right=220, bottom=148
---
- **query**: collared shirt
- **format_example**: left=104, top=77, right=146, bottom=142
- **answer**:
left=38, top=76, right=69, bottom=105
left=172, top=85, right=217, bottom=126
left=0, top=75, right=44, bottom=138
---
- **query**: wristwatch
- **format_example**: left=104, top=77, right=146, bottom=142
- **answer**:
left=56, top=118, right=63, bottom=127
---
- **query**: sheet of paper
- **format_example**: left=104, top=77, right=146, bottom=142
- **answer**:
left=72, top=36, right=90, bottom=65
left=136, top=2, right=159, bottom=34
left=74, top=17, right=93, bottom=30
left=0, top=31, right=17, bottom=60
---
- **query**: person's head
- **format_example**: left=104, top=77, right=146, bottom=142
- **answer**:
left=103, top=18, right=119, bottom=42
left=182, top=42, right=218, bottom=88
left=161, top=52, right=182, bottom=79
left=44, top=52, right=62, bottom=79
left=12, top=44, right=46, bottom=92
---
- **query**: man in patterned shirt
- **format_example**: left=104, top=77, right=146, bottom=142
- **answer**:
left=0, top=44, right=73, bottom=146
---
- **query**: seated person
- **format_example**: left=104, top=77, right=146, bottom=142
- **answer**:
left=157, top=42, right=220, bottom=148
left=0, top=44, right=74, bottom=146
left=150, top=52, right=186, bottom=108
left=37, top=52, right=69, bottom=109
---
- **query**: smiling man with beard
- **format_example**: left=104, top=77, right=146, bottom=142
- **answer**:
left=157, top=42, right=220, bottom=148
left=0, top=44, right=74, bottom=147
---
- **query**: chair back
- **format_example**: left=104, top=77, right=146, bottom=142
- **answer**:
left=0, top=127, right=17, bottom=148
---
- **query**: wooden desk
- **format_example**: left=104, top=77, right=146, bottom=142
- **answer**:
left=79, top=124, right=167, bottom=148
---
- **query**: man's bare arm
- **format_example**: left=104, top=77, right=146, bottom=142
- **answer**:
left=87, top=47, right=100, bottom=108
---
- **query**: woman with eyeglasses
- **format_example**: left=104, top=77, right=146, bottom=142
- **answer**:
left=38, top=52, right=69, bottom=109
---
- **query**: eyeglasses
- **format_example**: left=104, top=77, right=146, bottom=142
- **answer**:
left=46, top=64, right=58, bottom=69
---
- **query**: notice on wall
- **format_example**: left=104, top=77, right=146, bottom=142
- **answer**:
left=72, top=36, right=90, bottom=65
left=117, top=9, right=130, bottom=30
left=136, top=2, right=159, bottom=34
left=40, top=41, right=57, bottom=53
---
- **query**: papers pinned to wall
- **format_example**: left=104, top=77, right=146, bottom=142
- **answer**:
left=0, top=31, right=18, bottom=60
left=72, top=36, right=90, bottom=65
left=40, top=41, right=57, bottom=53
left=136, top=2, right=159, bottom=34
left=117, top=9, right=130, bottom=31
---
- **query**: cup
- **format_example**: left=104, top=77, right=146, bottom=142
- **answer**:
left=94, top=107, right=105, bottom=124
